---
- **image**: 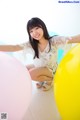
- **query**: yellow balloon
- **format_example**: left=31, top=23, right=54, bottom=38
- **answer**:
left=54, top=44, right=80, bottom=120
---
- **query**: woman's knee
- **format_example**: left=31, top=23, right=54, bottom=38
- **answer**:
left=28, top=67, right=53, bottom=81
left=29, top=69, right=37, bottom=80
left=26, top=64, right=35, bottom=70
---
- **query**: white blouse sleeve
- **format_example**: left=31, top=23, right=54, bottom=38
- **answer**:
left=51, top=36, right=72, bottom=55
left=19, top=42, right=31, bottom=49
left=18, top=41, right=34, bottom=58
left=51, top=36, right=72, bottom=49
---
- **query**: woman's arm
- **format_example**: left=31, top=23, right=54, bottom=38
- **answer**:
left=67, top=34, right=80, bottom=43
left=0, top=45, right=23, bottom=52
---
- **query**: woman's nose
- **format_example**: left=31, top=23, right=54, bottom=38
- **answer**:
left=33, top=31, right=37, bottom=36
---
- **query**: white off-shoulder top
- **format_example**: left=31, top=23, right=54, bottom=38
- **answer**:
left=19, top=36, right=71, bottom=73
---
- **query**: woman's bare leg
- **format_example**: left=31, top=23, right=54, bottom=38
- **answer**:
left=29, top=67, right=53, bottom=82
left=26, top=64, right=35, bottom=70
left=29, top=67, right=53, bottom=91
left=26, top=64, right=44, bottom=88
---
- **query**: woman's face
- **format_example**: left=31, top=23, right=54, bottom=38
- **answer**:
left=29, top=26, right=44, bottom=41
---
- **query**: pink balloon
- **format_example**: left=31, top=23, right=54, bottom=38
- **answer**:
left=0, top=52, right=32, bottom=120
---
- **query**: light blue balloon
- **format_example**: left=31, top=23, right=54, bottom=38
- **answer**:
left=49, top=32, right=64, bottom=64
left=49, top=31, right=58, bottom=36
left=57, top=49, right=64, bottom=64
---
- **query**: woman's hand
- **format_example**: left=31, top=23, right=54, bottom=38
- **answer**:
left=67, top=34, right=80, bottom=44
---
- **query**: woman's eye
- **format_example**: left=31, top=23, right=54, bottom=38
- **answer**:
left=35, top=27, right=39, bottom=30
left=30, top=30, right=33, bottom=33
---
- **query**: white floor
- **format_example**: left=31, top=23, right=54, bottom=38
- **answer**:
left=23, top=81, right=61, bottom=120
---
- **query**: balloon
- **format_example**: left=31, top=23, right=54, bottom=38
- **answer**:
left=57, top=44, right=72, bottom=64
left=0, top=52, right=32, bottom=120
left=49, top=31, right=58, bottom=36
left=54, top=44, right=80, bottom=120
left=57, top=49, right=64, bottom=64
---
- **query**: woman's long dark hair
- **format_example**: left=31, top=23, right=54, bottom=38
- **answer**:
left=27, top=17, right=51, bottom=59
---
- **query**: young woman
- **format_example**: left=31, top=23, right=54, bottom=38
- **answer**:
left=0, top=17, right=80, bottom=91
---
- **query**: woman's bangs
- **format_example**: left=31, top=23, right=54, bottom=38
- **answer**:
left=28, top=22, right=42, bottom=31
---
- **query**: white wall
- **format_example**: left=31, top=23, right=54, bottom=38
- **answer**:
left=0, top=0, right=80, bottom=44
left=0, top=0, right=80, bottom=64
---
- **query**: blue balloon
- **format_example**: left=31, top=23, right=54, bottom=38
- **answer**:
left=49, top=32, right=64, bottom=64
left=57, top=49, right=64, bottom=64
left=49, top=31, right=58, bottom=36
